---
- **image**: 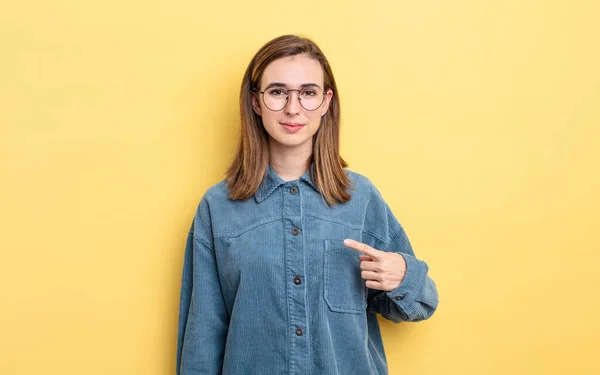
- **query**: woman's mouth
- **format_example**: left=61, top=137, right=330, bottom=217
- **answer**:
left=280, top=123, right=304, bottom=133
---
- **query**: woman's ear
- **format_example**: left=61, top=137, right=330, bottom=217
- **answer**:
left=320, top=89, right=334, bottom=117
left=252, top=94, right=262, bottom=116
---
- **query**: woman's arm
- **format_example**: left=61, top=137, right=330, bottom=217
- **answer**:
left=177, top=198, right=229, bottom=374
left=364, top=227, right=439, bottom=323
left=359, top=182, right=439, bottom=323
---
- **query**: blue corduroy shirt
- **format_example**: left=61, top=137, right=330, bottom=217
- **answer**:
left=177, top=165, right=438, bottom=374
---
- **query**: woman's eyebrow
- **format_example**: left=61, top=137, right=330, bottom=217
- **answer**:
left=264, top=82, right=287, bottom=90
left=264, top=82, right=321, bottom=90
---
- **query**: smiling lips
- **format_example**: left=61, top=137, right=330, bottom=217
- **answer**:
left=280, top=122, right=305, bottom=133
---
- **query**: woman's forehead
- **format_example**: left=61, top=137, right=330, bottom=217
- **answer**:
left=261, top=55, right=324, bottom=87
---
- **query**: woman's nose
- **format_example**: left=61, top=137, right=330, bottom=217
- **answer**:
left=284, top=91, right=302, bottom=114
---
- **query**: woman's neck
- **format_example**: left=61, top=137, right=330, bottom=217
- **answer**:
left=268, top=142, right=312, bottom=182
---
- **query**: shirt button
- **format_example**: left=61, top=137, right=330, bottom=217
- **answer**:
left=291, top=227, right=300, bottom=236
left=295, top=327, right=304, bottom=336
left=290, top=187, right=298, bottom=195
left=395, top=295, right=404, bottom=301
left=293, top=276, right=302, bottom=285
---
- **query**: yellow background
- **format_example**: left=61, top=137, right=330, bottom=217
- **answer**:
left=1, top=0, right=599, bottom=374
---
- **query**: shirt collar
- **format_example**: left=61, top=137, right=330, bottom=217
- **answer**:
left=254, top=163, right=319, bottom=203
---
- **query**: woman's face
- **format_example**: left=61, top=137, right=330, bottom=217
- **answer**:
left=253, top=54, right=333, bottom=153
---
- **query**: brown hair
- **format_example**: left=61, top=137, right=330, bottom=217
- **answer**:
left=226, top=34, right=351, bottom=206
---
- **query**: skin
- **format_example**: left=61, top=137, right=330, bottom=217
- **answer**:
left=344, top=239, right=407, bottom=291
left=252, top=54, right=332, bottom=181
left=253, top=53, right=407, bottom=291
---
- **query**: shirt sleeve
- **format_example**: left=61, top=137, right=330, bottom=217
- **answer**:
left=361, top=182, right=439, bottom=323
left=176, top=197, right=229, bottom=374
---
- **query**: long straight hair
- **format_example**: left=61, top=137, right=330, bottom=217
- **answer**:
left=226, top=35, right=351, bottom=206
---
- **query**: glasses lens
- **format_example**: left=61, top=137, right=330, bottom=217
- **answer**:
left=263, top=88, right=288, bottom=111
left=299, top=87, right=324, bottom=111
left=262, top=87, right=325, bottom=111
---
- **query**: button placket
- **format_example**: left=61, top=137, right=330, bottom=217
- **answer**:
left=283, top=182, right=307, bottom=372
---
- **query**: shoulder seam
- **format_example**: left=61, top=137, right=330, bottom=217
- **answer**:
left=192, top=233, right=213, bottom=249
left=362, top=228, right=388, bottom=245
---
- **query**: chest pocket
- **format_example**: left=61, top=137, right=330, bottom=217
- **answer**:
left=323, top=239, right=367, bottom=314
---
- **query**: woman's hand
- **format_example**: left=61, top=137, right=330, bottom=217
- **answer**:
left=343, top=239, right=407, bottom=291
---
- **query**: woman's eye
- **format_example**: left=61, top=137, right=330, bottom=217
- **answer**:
left=268, top=89, right=286, bottom=96
left=302, top=90, right=317, bottom=97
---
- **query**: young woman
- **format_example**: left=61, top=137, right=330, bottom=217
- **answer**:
left=177, top=35, right=439, bottom=375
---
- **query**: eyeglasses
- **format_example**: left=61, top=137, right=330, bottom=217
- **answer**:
left=255, top=85, right=326, bottom=112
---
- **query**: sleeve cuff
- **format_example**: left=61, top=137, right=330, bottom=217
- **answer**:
left=385, top=253, right=428, bottom=316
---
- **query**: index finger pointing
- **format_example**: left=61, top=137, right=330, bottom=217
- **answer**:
left=343, top=239, right=380, bottom=259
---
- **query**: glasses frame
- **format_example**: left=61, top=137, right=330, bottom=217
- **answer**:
left=253, top=86, right=327, bottom=112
